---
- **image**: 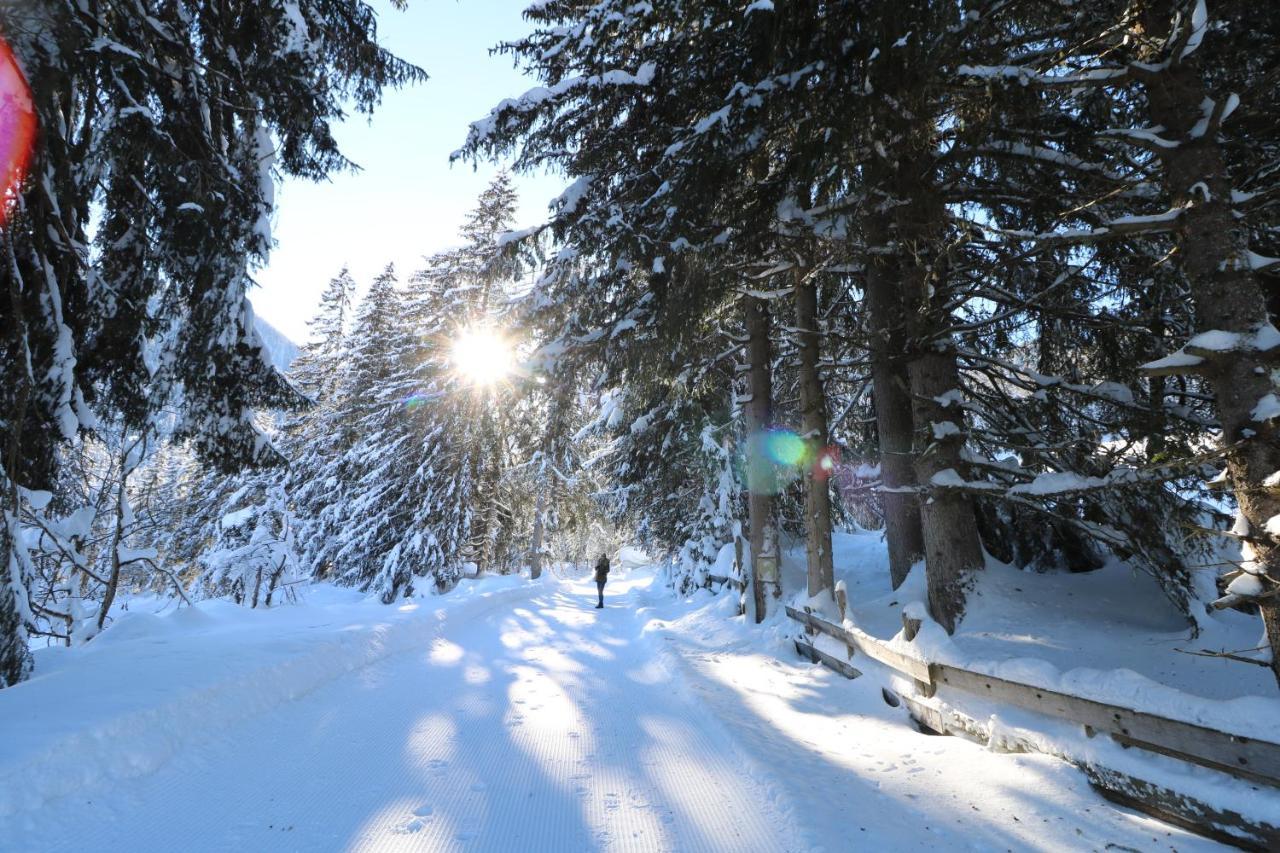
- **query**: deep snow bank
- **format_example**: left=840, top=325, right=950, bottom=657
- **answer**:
left=803, top=531, right=1279, bottom=722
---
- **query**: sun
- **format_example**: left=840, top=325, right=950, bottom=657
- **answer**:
left=452, top=326, right=514, bottom=386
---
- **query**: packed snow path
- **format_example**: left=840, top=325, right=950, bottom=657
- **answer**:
left=3, top=569, right=1218, bottom=852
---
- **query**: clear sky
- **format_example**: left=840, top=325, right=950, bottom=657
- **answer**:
left=252, top=0, right=561, bottom=344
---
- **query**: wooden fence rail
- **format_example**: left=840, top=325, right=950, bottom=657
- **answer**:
left=705, top=573, right=747, bottom=592
left=783, top=605, right=1280, bottom=849
left=785, top=605, right=931, bottom=684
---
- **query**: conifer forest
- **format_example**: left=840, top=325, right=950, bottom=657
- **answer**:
left=2, top=1, right=1280, bottom=850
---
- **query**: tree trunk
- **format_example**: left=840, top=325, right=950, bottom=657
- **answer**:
left=251, top=564, right=263, bottom=609
left=894, top=156, right=985, bottom=634
left=0, top=513, right=31, bottom=687
left=1136, top=1, right=1280, bottom=684
left=97, top=454, right=131, bottom=631
left=1, top=234, right=33, bottom=687
left=794, top=268, right=835, bottom=600
left=530, top=487, right=547, bottom=581
left=480, top=475, right=500, bottom=572
left=744, top=295, right=779, bottom=624
left=530, top=385, right=569, bottom=580
left=907, top=345, right=984, bottom=633
left=475, top=401, right=503, bottom=575
left=862, top=213, right=926, bottom=588
left=265, top=558, right=284, bottom=607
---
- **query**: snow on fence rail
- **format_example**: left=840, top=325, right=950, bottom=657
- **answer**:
left=784, top=604, right=1280, bottom=849
left=704, top=573, right=746, bottom=591
left=702, top=573, right=747, bottom=617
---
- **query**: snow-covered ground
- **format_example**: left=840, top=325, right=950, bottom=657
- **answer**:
left=798, top=531, right=1278, bottom=724
left=0, top=560, right=1228, bottom=852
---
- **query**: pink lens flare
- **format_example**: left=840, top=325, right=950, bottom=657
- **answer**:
left=0, top=34, right=34, bottom=227
left=812, top=445, right=841, bottom=483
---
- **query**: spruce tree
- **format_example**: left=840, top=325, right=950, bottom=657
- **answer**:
left=0, top=0, right=423, bottom=684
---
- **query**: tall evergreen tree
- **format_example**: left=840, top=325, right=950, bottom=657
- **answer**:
left=0, top=0, right=424, bottom=684
left=288, top=176, right=529, bottom=599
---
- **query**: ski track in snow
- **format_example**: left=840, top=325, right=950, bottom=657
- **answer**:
left=5, top=578, right=800, bottom=852
left=3, top=570, right=1223, bottom=852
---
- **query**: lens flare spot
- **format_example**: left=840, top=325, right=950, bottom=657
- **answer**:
left=402, top=392, right=430, bottom=411
left=0, top=36, right=36, bottom=226
left=763, top=430, right=807, bottom=467
left=813, top=446, right=841, bottom=481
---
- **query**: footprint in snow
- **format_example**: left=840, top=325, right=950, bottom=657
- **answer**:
left=470, top=782, right=487, bottom=792
left=413, top=804, right=434, bottom=817
left=395, top=818, right=427, bottom=834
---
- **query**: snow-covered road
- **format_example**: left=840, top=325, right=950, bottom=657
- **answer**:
left=3, top=569, right=1219, bottom=852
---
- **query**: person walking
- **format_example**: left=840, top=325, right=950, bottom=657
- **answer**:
left=594, top=553, right=610, bottom=608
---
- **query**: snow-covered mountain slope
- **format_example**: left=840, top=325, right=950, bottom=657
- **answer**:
left=253, top=315, right=299, bottom=371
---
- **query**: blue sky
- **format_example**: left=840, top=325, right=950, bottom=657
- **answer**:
left=252, top=0, right=561, bottom=343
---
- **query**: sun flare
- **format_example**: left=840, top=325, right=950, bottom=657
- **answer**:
left=452, top=326, right=514, bottom=386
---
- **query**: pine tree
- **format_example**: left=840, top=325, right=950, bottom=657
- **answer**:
left=0, top=0, right=424, bottom=685
left=291, top=268, right=358, bottom=404
left=288, top=177, right=529, bottom=600
left=459, top=0, right=1228, bottom=636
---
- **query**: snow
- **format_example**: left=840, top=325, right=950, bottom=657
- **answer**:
left=1253, top=393, right=1280, bottom=422
left=818, top=532, right=1279, bottom=730
left=496, top=226, right=538, bottom=247
left=929, top=468, right=965, bottom=488
left=0, top=566, right=1226, bottom=851
left=1232, top=511, right=1251, bottom=536
left=1186, top=329, right=1241, bottom=352
left=1009, top=471, right=1109, bottom=496
left=1139, top=349, right=1204, bottom=372
left=614, top=545, right=650, bottom=568
left=1109, top=207, right=1183, bottom=227
left=1180, top=0, right=1208, bottom=60
left=115, top=546, right=158, bottom=564
left=464, top=64, right=656, bottom=150
left=1152, top=324, right=1280, bottom=368
left=1105, top=126, right=1181, bottom=149
left=932, top=389, right=964, bottom=408
left=252, top=314, right=299, bottom=370
left=1248, top=251, right=1280, bottom=272
left=1, top=580, right=530, bottom=816
left=930, top=420, right=961, bottom=439
left=554, top=175, right=592, bottom=216
left=957, top=65, right=1127, bottom=87
left=280, top=0, right=311, bottom=54
left=1255, top=323, right=1280, bottom=352
left=220, top=506, right=255, bottom=529
left=1226, top=573, right=1263, bottom=597
left=1266, top=514, right=1280, bottom=539
left=251, top=116, right=276, bottom=253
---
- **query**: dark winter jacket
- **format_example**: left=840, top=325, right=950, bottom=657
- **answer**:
left=594, top=556, right=610, bottom=583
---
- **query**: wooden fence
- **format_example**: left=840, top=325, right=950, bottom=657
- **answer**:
left=784, top=604, right=1280, bottom=850
left=705, top=573, right=747, bottom=592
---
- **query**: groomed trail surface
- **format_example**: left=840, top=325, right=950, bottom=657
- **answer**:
left=1, top=569, right=1218, bottom=852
